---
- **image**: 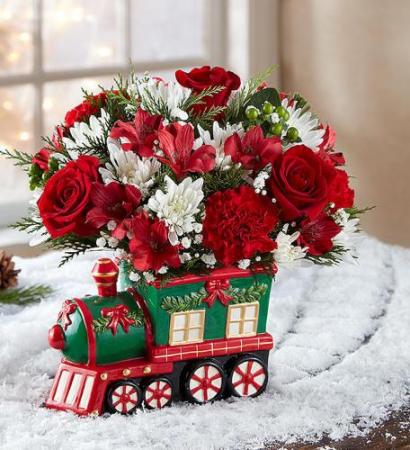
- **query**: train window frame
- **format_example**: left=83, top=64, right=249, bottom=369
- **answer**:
left=225, top=301, right=259, bottom=338
left=169, top=309, right=206, bottom=346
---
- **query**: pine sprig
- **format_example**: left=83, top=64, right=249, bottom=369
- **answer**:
left=190, top=105, right=226, bottom=130
left=225, top=64, right=278, bottom=123
left=0, top=148, right=33, bottom=172
left=0, top=284, right=53, bottom=305
left=92, top=308, right=145, bottom=333
left=47, top=235, right=97, bottom=267
left=229, top=283, right=268, bottom=304
left=306, top=245, right=349, bottom=266
left=11, top=216, right=44, bottom=234
left=182, top=85, right=224, bottom=110
left=202, top=165, right=247, bottom=196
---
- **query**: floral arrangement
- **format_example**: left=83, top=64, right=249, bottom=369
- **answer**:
left=1, top=65, right=364, bottom=282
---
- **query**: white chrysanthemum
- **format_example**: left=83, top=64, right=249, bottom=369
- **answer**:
left=137, top=77, right=191, bottom=121
left=333, top=209, right=362, bottom=260
left=238, top=259, right=251, bottom=270
left=62, top=109, right=110, bottom=159
left=273, top=225, right=307, bottom=268
left=148, top=176, right=204, bottom=245
left=282, top=98, right=325, bottom=151
left=194, top=122, right=244, bottom=170
left=99, top=138, right=160, bottom=196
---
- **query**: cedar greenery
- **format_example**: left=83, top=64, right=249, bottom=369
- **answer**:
left=0, top=284, right=53, bottom=305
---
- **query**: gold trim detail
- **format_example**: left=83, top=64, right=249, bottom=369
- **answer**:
left=92, top=271, right=118, bottom=278
left=100, top=373, right=108, bottom=381
left=122, top=368, right=131, bottom=377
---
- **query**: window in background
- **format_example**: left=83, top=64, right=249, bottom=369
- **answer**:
left=0, top=0, right=225, bottom=225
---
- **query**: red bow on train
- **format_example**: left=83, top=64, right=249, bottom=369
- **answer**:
left=101, top=304, right=135, bottom=335
left=203, top=279, right=233, bottom=307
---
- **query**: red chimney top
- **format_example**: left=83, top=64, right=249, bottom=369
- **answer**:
left=92, top=258, right=119, bottom=297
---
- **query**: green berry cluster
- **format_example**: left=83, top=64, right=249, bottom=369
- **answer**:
left=245, top=101, right=300, bottom=143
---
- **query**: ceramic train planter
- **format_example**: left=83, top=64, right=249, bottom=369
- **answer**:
left=46, top=258, right=275, bottom=415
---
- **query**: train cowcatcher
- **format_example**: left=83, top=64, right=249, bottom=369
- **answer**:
left=46, top=257, right=275, bottom=415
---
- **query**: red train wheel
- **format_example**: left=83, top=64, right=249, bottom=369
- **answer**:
left=106, top=381, right=141, bottom=414
left=143, top=378, right=173, bottom=409
left=228, top=355, right=268, bottom=398
left=185, top=360, right=225, bottom=404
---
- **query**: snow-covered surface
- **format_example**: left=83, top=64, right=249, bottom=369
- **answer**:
left=0, top=235, right=409, bottom=449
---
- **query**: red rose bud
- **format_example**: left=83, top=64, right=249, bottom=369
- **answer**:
left=48, top=324, right=65, bottom=350
left=32, top=148, right=51, bottom=171
left=92, top=258, right=119, bottom=297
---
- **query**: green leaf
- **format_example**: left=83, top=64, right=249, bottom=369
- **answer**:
left=161, top=288, right=207, bottom=314
left=248, top=87, right=281, bottom=109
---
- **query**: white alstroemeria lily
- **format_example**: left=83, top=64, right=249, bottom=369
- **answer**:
left=194, top=122, right=244, bottom=170
left=62, top=109, right=110, bottom=159
left=99, top=138, right=160, bottom=196
left=332, top=209, right=362, bottom=260
left=148, top=176, right=204, bottom=245
left=282, top=98, right=325, bottom=151
left=136, top=77, right=191, bottom=121
left=273, top=224, right=308, bottom=268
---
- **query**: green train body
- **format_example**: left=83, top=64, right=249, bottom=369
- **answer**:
left=47, top=258, right=275, bottom=415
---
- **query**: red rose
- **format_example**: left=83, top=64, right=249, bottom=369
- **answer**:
left=298, top=213, right=341, bottom=256
left=86, top=182, right=142, bottom=239
left=37, top=155, right=101, bottom=238
left=203, top=185, right=279, bottom=266
left=32, top=148, right=51, bottom=171
left=64, top=92, right=108, bottom=128
left=110, top=109, right=163, bottom=157
left=224, top=125, right=282, bottom=171
left=268, top=145, right=336, bottom=221
left=126, top=211, right=181, bottom=273
left=175, top=66, right=240, bottom=114
left=328, top=169, right=354, bottom=210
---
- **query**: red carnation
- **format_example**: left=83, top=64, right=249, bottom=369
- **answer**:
left=64, top=92, right=108, bottom=128
left=86, top=182, right=142, bottom=239
left=268, top=145, right=336, bottom=221
left=298, top=214, right=341, bottom=256
left=157, top=122, right=216, bottom=179
left=224, top=125, right=282, bottom=171
left=126, top=211, right=181, bottom=273
left=328, top=169, right=355, bottom=210
left=203, top=185, right=279, bottom=266
left=110, top=109, right=163, bottom=157
left=37, top=155, right=100, bottom=238
left=32, top=148, right=51, bottom=171
left=175, top=66, right=240, bottom=114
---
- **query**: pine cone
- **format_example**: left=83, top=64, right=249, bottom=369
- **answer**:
left=0, top=250, right=20, bottom=290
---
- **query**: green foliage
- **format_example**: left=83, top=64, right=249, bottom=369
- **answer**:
left=0, top=284, right=53, bottom=305
left=247, top=87, right=281, bottom=110
left=161, top=288, right=207, bottom=314
left=182, top=85, right=224, bottom=111
left=345, top=206, right=374, bottom=220
left=306, top=245, right=349, bottom=266
left=202, top=165, right=247, bottom=196
left=0, top=147, right=33, bottom=172
left=11, top=215, right=44, bottom=234
left=92, top=307, right=145, bottom=334
left=225, top=64, right=278, bottom=123
left=190, top=105, right=226, bottom=130
left=47, top=235, right=97, bottom=267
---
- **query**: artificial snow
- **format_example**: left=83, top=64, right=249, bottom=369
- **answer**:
left=0, top=234, right=409, bottom=449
